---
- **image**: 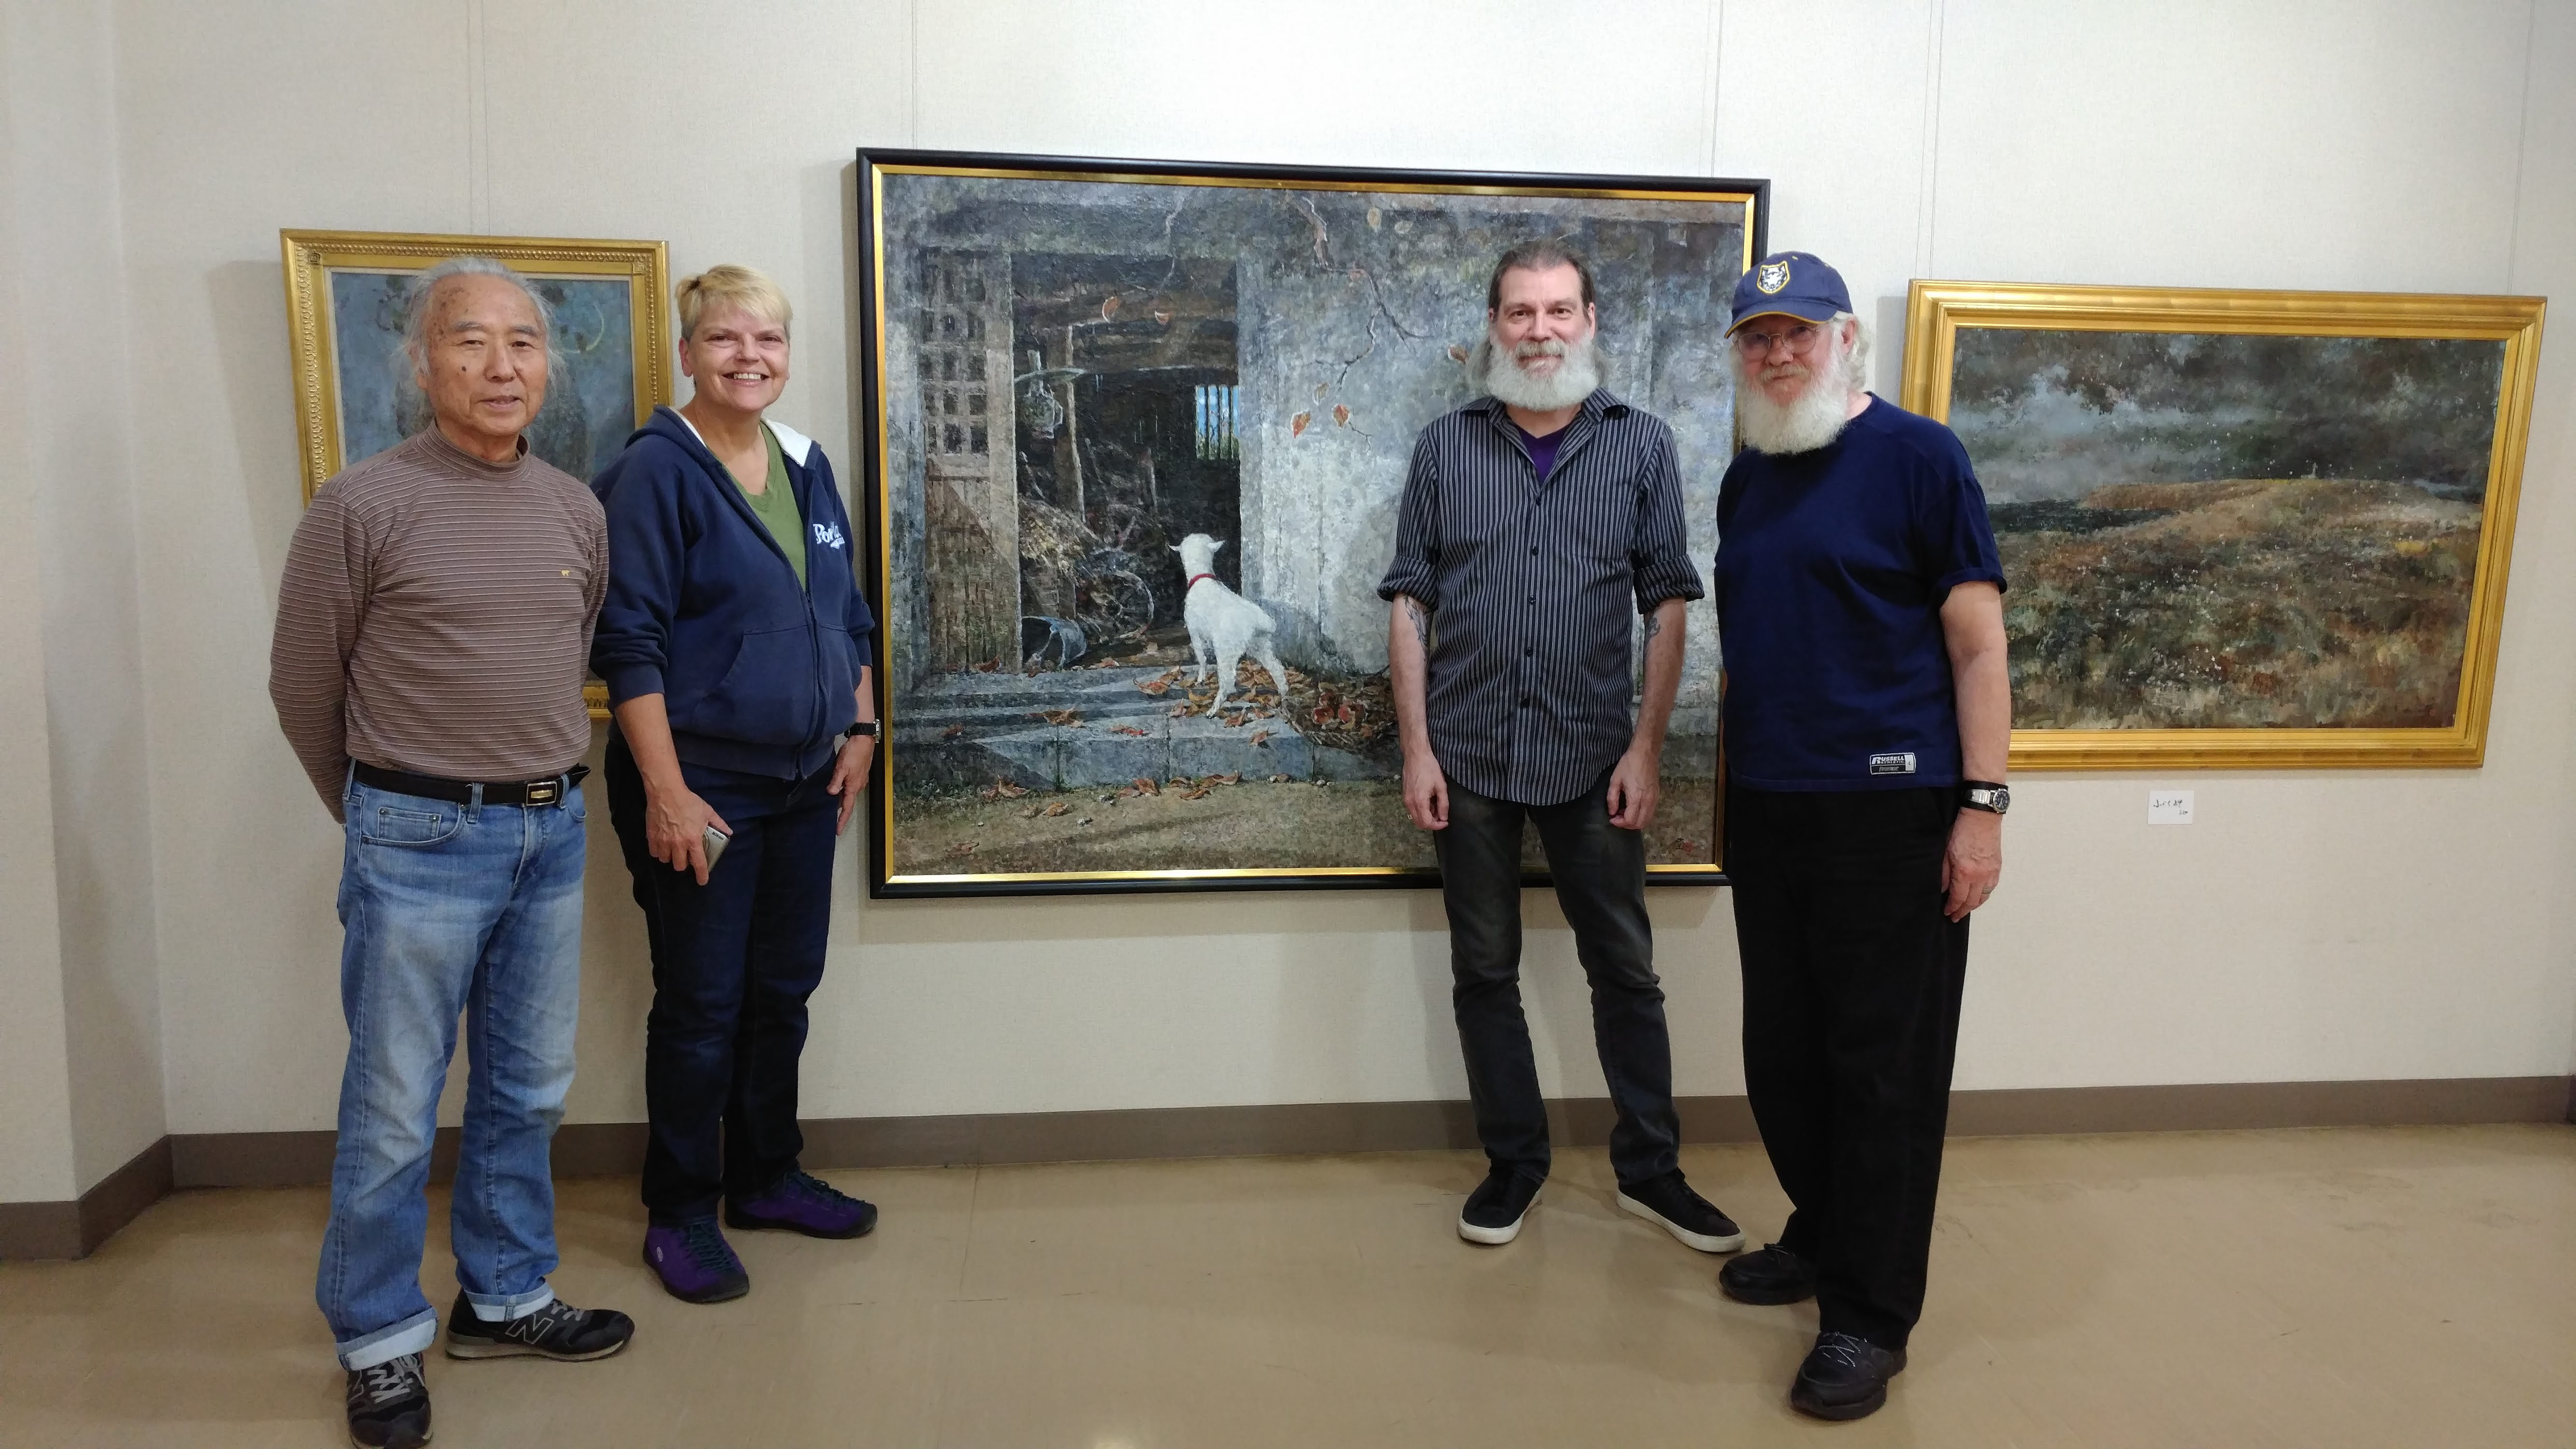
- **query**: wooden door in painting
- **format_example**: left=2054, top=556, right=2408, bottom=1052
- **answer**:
left=918, top=250, right=1017, bottom=670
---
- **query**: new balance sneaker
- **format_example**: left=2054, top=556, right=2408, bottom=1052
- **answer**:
left=642, top=1217, right=751, bottom=1304
left=1456, top=1169, right=1544, bottom=1246
left=343, top=1351, right=430, bottom=1449
left=441, top=1291, right=633, bottom=1361
left=1719, top=1241, right=1817, bottom=1305
left=1790, top=1330, right=1907, bottom=1421
left=1615, top=1170, right=1745, bottom=1253
left=726, top=1169, right=878, bottom=1240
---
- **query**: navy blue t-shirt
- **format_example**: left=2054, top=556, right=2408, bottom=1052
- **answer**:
left=1713, top=396, right=2004, bottom=791
left=1516, top=421, right=1567, bottom=480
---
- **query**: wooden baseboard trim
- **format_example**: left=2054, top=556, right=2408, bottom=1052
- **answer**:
left=11, top=1074, right=2565, bottom=1259
left=0, top=1137, right=173, bottom=1263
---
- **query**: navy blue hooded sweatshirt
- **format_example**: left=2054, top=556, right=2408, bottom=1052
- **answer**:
left=590, top=406, right=874, bottom=780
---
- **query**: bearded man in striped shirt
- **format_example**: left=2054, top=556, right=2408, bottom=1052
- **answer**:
left=271, top=258, right=633, bottom=1449
left=1379, top=241, right=1742, bottom=1258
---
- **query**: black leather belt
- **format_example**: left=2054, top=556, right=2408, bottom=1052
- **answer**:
left=353, top=761, right=590, bottom=807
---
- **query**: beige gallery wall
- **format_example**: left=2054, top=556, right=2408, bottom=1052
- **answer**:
left=5, top=0, right=2572, bottom=1198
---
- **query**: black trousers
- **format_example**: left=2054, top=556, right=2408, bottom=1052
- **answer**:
left=1726, top=784, right=1969, bottom=1350
left=605, top=732, right=839, bottom=1223
left=1435, top=770, right=1681, bottom=1189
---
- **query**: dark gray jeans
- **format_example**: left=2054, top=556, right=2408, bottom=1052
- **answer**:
left=1433, top=768, right=1682, bottom=1189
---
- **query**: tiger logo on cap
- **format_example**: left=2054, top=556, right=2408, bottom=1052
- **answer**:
left=1756, top=260, right=1791, bottom=294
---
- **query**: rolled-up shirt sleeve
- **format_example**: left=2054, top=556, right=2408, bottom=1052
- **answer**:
left=1630, top=423, right=1705, bottom=612
left=1375, top=431, right=1443, bottom=608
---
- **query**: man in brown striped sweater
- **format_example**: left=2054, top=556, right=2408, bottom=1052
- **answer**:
left=270, top=258, right=632, bottom=1449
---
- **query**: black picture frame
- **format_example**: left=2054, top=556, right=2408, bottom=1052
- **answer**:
left=854, top=149, right=1765, bottom=897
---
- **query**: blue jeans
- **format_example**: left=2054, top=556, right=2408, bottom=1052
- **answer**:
left=604, top=732, right=838, bottom=1222
left=316, top=775, right=587, bottom=1370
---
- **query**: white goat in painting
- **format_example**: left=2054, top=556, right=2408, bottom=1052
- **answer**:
left=1173, top=533, right=1290, bottom=716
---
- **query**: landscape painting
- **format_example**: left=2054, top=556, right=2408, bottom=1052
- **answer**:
left=857, top=151, right=1766, bottom=895
left=281, top=230, right=671, bottom=502
left=1902, top=282, right=2544, bottom=770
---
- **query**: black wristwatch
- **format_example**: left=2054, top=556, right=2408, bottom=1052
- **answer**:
left=1960, top=780, right=2009, bottom=815
left=846, top=720, right=881, bottom=740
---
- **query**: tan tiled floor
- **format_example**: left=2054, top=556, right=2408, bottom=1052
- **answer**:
left=5, top=1125, right=2574, bottom=1447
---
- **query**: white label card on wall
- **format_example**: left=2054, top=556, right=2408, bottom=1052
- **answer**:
left=2147, top=790, right=2194, bottom=825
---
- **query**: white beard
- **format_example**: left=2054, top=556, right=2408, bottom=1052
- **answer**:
left=1476, top=334, right=1603, bottom=412
left=1738, top=349, right=1860, bottom=455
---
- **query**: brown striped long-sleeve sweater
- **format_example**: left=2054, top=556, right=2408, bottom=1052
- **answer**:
left=270, top=427, right=607, bottom=821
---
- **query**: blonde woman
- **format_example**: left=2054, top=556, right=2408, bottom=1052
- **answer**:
left=590, top=265, right=879, bottom=1304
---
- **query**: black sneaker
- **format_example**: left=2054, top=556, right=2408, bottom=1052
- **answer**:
left=1456, top=1169, right=1543, bottom=1245
left=1790, top=1330, right=1907, bottom=1421
left=343, top=1351, right=431, bottom=1449
left=441, top=1291, right=634, bottom=1362
left=1614, top=1170, right=1745, bottom=1253
left=1719, top=1241, right=1817, bottom=1304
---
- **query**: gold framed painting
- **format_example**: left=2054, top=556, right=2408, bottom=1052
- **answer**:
left=281, top=229, right=673, bottom=716
left=1900, top=280, right=2544, bottom=770
left=280, top=228, right=672, bottom=501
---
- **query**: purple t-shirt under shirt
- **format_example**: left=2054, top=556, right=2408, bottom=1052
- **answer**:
left=1517, top=422, right=1567, bottom=480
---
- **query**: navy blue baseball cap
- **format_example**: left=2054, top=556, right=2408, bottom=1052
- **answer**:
left=1727, top=251, right=1852, bottom=335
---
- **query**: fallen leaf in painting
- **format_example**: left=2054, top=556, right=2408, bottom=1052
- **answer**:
left=1021, top=805, right=1041, bottom=818
left=1134, top=777, right=1160, bottom=795
left=942, top=724, right=966, bottom=739
left=1223, top=714, right=1247, bottom=728
left=1313, top=382, right=1329, bottom=399
left=1292, top=412, right=1311, bottom=438
left=1269, top=773, right=1290, bottom=783
left=1333, top=404, right=1351, bottom=427
left=1366, top=205, right=1382, bottom=229
left=1153, top=309, right=1170, bottom=325
left=1312, top=707, right=1333, bottom=724
left=1138, top=678, right=1170, bottom=696
left=1043, top=801, right=1071, bottom=817
left=1167, top=702, right=1192, bottom=718
left=1169, top=777, right=1192, bottom=788
left=1179, top=786, right=1211, bottom=800
left=1448, top=344, right=1469, bottom=363
left=1032, top=709, right=1082, bottom=727
left=1100, top=295, right=1122, bottom=318
left=1110, top=725, right=1151, bottom=737
left=973, top=659, right=1000, bottom=672
left=1250, top=730, right=1272, bottom=746
left=948, top=842, right=978, bottom=856
left=1210, top=772, right=1240, bottom=785
left=1116, top=787, right=1140, bottom=799
left=1337, top=702, right=1358, bottom=726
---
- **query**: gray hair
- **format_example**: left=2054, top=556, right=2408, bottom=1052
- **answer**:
left=400, top=256, right=559, bottom=374
left=1832, top=311, right=1872, bottom=393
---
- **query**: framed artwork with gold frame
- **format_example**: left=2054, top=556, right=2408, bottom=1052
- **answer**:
left=281, top=228, right=672, bottom=716
left=1901, top=280, right=2544, bottom=771
left=854, top=150, right=1766, bottom=896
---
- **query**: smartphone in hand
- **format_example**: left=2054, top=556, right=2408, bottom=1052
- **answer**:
left=702, top=824, right=732, bottom=870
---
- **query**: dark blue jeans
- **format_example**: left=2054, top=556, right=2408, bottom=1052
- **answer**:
left=605, top=732, right=839, bottom=1223
left=1433, top=769, right=1681, bottom=1189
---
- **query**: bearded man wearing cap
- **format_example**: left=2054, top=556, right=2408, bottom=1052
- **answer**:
left=1709, top=252, right=2010, bottom=1421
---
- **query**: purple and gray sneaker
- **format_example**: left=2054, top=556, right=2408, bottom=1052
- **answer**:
left=726, top=1169, right=879, bottom=1240
left=642, top=1217, right=749, bottom=1304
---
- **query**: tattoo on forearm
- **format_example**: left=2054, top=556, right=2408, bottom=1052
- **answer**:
left=1405, top=599, right=1429, bottom=645
left=1643, top=613, right=1663, bottom=640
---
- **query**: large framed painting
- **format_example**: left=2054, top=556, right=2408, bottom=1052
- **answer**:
left=280, top=229, right=672, bottom=501
left=1901, top=281, right=2544, bottom=770
left=855, top=150, right=1765, bottom=895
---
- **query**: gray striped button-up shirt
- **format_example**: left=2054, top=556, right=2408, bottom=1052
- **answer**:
left=1378, top=389, right=1705, bottom=807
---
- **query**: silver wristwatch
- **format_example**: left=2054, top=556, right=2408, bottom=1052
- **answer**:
left=1960, top=781, right=2009, bottom=815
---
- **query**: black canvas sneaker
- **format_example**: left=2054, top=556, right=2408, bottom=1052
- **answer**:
left=1456, top=1169, right=1544, bottom=1245
left=1719, top=1241, right=1818, bottom=1304
left=1790, top=1330, right=1907, bottom=1421
left=441, top=1292, right=634, bottom=1362
left=1615, top=1170, right=1746, bottom=1253
left=343, top=1351, right=430, bottom=1449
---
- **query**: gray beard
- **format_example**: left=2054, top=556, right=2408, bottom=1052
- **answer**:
left=1476, top=335, right=1603, bottom=412
left=1737, top=368, right=1858, bottom=454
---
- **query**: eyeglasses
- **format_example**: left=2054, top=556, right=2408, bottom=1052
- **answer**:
left=1734, top=323, right=1823, bottom=358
